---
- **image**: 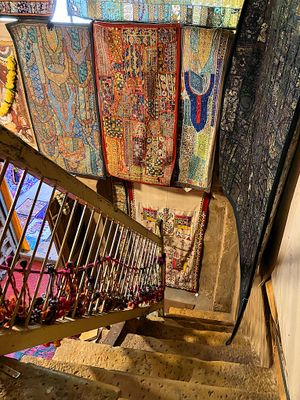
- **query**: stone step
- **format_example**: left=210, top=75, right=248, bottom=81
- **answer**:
left=147, top=315, right=233, bottom=333
left=0, top=356, right=120, bottom=400
left=131, top=319, right=247, bottom=346
left=23, top=357, right=279, bottom=400
left=53, top=339, right=277, bottom=393
left=167, top=307, right=234, bottom=325
left=121, top=333, right=259, bottom=365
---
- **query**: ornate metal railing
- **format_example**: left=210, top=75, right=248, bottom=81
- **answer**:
left=0, top=126, right=164, bottom=355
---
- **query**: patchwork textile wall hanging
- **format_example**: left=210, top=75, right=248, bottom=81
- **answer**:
left=176, top=27, right=232, bottom=191
left=8, top=22, right=105, bottom=178
left=67, top=0, right=243, bottom=28
left=0, top=0, right=56, bottom=16
left=0, top=24, right=37, bottom=149
left=93, top=22, right=180, bottom=185
left=129, top=184, right=210, bottom=292
left=219, top=0, right=300, bottom=343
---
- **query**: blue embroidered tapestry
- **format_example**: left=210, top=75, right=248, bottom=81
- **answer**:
left=67, top=0, right=243, bottom=28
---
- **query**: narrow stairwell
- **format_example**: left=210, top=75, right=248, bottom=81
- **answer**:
left=18, top=308, right=279, bottom=400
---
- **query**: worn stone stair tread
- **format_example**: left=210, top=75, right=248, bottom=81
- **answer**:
left=167, top=307, right=234, bottom=325
left=147, top=315, right=233, bottom=333
left=0, top=357, right=120, bottom=400
left=120, top=333, right=259, bottom=365
left=22, top=357, right=279, bottom=400
left=53, top=339, right=277, bottom=393
left=132, top=318, right=247, bottom=346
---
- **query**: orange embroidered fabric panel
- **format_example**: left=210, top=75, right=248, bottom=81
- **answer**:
left=93, top=22, right=180, bottom=186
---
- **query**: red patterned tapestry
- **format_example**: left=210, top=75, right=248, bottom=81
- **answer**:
left=93, top=22, right=180, bottom=186
left=129, top=184, right=209, bottom=292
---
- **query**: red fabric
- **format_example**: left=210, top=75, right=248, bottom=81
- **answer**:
left=4, top=261, right=49, bottom=299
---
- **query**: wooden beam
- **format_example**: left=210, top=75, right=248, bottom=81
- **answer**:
left=0, top=303, right=163, bottom=355
left=0, top=126, right=161, bottom=245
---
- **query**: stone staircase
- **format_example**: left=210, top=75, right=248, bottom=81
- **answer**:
left=3, top=308, right=279, bottom=400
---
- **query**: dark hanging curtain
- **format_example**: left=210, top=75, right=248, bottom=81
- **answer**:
left=219, top=0, right=300, bottom=343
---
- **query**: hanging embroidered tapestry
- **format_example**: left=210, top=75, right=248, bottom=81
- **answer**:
left=219, top=0, right=300, bottom=343
left=8, top=22, right=105, bottom=178
left=0, top=0, right=56, bottom=16
left=93, top=22, right=180, bottom=185
left=67, top=0, right=243, bottom=28
left=129, top=184, right=210, bottom=292
left=176, top=27, right=232, bottom=191
left=0, top=25, right=37, bottom=149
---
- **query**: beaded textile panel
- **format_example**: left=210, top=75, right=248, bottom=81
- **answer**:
left=93, top=23, right=180, bottom=185
left=0, top=0, right=56, bottom=16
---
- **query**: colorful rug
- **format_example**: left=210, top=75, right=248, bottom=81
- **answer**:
left=219, top=0, right=300, bottom=342
left=6, top=344, right=56, bottom=361
left=93, top=22, right=180, bottom=186
left=8, top=22, right=105, bottom=178
left=0, top=0, right=56, bottom=17
left=129, top=184, right=209, bottom=292
left=67, top=0, right=243, bottom=28
left=176, top=28, right=232, bottom=191
left=0, top=25, right=37, bottom=149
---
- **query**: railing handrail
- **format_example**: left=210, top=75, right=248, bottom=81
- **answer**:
left=0, top=125, right=161, bottom=245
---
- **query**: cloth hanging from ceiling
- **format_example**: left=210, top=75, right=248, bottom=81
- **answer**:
left=0, top=0, right=56, bottom=16
left=219, top=0, right=300, bottom=343
left=0, top=24, right=37, bottom=149
left=67, top=0, right=243, bottom=28
left=93, top=22, right=180, bottom=186
left=8, top=22, right=105, bottom=178
left=176, top=27, right=232, bottom=191
left=129, top=184, right=209, bottom=292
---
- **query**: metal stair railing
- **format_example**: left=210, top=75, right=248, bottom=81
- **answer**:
left=0, top=126, right=164, bottom=355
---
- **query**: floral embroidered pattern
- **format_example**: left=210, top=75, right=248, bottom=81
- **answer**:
left=94, top=23, right=180, bottom=185
left=129, top=184, right=210, bottom=292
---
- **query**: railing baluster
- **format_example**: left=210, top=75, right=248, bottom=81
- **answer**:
left=25, top=191, right=68, bottom=326
left=71, top=212, right=102, bottom=317
left=0, top=160, right=9, bottom=187
left=95, top=222, right=120, bottom=312
left=87, top=219, right=114, bottom=314
left=67, top=204, right=88, bottom=263
left=120, top=233, right=139, bottom=296
left=0, top=178, right=43, bottom=305
left=115, top=230, right=133, bottom=295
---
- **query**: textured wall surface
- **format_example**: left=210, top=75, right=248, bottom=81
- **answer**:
left=272, top=175, right=300, bottom=400
left=219, top=0, right=300, bottom=338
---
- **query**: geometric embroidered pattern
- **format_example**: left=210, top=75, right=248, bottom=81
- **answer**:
left=0, top=0, right=56, bottom=16
left=93, top=22, right=180, bottom=185
left=67, top=0, right=243, bottom=29
left=8, top=22, right=105, bottom=177
left=176, top=27, right=232, bottom=190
